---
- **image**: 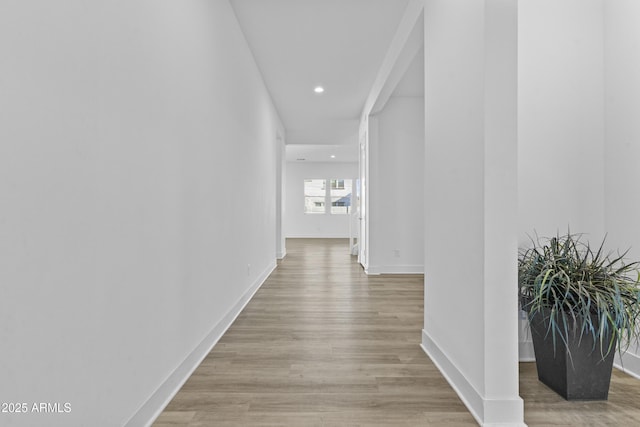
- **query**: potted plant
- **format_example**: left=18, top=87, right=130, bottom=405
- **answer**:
left=518, top=231, right=640, bottom=400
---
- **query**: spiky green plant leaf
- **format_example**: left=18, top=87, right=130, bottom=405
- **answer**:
left=519, top=231, right=640, bottom=360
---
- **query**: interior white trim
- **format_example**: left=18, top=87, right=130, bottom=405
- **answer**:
left=276, top=250, right=287, bottom=260
left=124, top=261, right=277, bottom=427
left=421, top=330, right=526, bottom=427
left=615, top=351, right=640, bottom=380
left=360, top=0, right=425, bottom=121
left=285, top=234, right=351, bottom=239
left=365, top=265, right=424, bottom=275
left=421, top=330, right=483, bottom=424
left=370, top=26, right=423, bottom=115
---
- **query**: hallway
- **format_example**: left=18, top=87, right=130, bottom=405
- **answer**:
left=154, top=238, right=475, bottom=425
left=155, top=239, right=640, bottom=426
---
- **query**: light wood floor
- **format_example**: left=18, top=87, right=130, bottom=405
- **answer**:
left=155, top=238, right=640, bottom=426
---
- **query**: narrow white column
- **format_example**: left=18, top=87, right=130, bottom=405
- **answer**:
left=422, top=0, right=524, bottom=425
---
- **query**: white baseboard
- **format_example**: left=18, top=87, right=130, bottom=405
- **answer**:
left=364, top=267, right=379, bottom=275
left=421, top=330, right=525, bottom=427
left=124, top=261, right=277, bottom=427
left=615, top=350, right=640, bottom=380
left=285, top=235, right=350, bottom=239
left=365, top=264, right=424, bottom=275
left=276, top=250, right=287, bottom=260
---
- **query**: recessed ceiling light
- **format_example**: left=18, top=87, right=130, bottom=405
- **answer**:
left=296, top=158, right=306, bottom=161
left=314, top=86, right=325, bottom=94
left=330, top=155, right=336, bottom=159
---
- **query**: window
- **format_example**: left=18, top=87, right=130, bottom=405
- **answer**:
left=305, top=178, right=352, bottom=214
left=330, top=179, right=352, bottom=214
left=330, top=179, right=345, bottom=190
left=304, top=179, right=326, bottom=214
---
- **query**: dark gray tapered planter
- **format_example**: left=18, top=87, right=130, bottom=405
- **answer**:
left=529, top=309, right=616, bottom=400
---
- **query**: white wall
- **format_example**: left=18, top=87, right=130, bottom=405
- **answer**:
left=369, top=92, right=424, bottom=274
left=517, top=0, right=606, bottom=360
left=604, top=0, right=640, bottom=376
left=518, top=0, right=605, bottom=244
left=285, top=161, right=358, bottom=238
left=604, top=0, right=640, bottom=268
left=0, top=1, right=283, bottom=426
left=517, top=0, right=640, bottom=380
left=422, top=1, right=523, bottom=425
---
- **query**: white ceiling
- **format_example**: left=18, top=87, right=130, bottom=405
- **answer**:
left=286, top=144, right=359, bottom=163
left=284, top=46, right=422, bottom=165
left=229, top=0, right=411, bottom=147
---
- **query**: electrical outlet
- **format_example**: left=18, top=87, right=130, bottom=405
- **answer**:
left=247, top=264, right=251, bottom=276
left=393, top=249, right=400, bottom=258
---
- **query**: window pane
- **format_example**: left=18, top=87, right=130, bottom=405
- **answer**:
left=330, top=179, right=345, bottom=190
left=330, top=179, right=352, bottom=214
left=304, top=179, right=326, bottom=214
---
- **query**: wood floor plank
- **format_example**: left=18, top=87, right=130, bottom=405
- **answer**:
left=155, top=238, right=640, bottom=426
left=156, top=239, right=474, bottom=425
left=520, top=361, right=640, bottom=425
